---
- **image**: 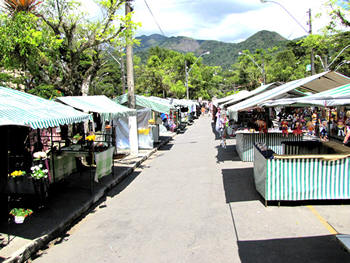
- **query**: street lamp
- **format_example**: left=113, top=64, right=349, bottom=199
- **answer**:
left=335, top=60, right=350, bottom=72
left=316, top=45, right=350, bottom=71
left=185, top=51, right=210, bottom=99
left=315, top=54, right=326, bottom=71
left=260, top=0, right=315, bottom=75
left=106, top=48, right=126, bottom=94
left=238, top=51, right=266, bottom=85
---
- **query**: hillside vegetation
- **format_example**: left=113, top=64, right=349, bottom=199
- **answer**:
left=135, top=30, right=290, bottom=68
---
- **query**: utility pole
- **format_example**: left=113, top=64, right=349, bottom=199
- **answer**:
left=185, top=61, right=189, bottom=99
left=126, top=0, right=135, bottom=108
left=121, top=56, right=126, bottom=94
left=308, top=8, right=315, bottom=75
left=262, top=56, right=266, bottom=85
left=125, top=0, right=138, bottom=155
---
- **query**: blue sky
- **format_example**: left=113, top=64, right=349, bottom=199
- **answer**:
left=132, top=0, right=332, bottom=43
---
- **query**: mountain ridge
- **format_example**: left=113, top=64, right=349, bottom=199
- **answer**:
left=135, top=30, right=290, bottom=68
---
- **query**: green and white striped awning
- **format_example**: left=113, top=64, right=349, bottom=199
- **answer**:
left=0, top=87, right=92, bottom=129
left=227, top=71, right=350, bottom=120
left=115, top=94, right=175, bottom=114
left=56, top=95, right=136, bottom=121
left=222, top=83, right=280, bottom=108
left=262, top=83, right=350, bottom=107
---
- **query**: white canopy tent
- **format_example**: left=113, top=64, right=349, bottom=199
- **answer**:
left=213, top=91, right=250, bottom=107
left=227, top=71, right=350, bottom=120
left=262, top=83, right=350, bottom=107
left=221, top=83, right=279, bottom=108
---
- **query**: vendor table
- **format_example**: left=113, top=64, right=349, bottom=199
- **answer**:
left=50, top=151, right=79, bottom=182
left=51, top=145, right=115, bottom=190
left=253, top=141, right=350, bottom=203
left=236, top=130, right=302, bottom=162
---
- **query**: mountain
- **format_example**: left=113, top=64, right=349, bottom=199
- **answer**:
left=135, top=30, right=289, bottom=68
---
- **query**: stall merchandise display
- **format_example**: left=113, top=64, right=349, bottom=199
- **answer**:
left=253, top=141, right=350, bottom=203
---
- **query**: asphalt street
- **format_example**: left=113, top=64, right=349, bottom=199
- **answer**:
left=32, top=116, right=350, bottom=263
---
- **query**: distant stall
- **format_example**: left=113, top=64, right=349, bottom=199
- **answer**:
left=115, top=94, right=175, bottom=148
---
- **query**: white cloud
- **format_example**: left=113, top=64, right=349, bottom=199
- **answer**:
left=133, top=0, right=332, bottom=42
left=79, top=0, right=335, bottom=43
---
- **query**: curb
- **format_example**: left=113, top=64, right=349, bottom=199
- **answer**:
left=4, top=135, right=175, bottom=263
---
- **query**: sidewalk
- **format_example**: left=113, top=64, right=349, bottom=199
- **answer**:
left=0, top=133, right=176, bottom=263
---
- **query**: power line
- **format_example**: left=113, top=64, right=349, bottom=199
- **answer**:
left=143, top=0, right=165, bottom=36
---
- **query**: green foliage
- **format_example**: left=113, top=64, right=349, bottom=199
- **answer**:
left=27, top=84, right=62, bottom=99
left=323, top=0, right=350, bottom=31
left=135, top=31, right=288, bottom=69
left=0, top=0, right=138, bottom=97
left=170, top=80, right=186, bottom=98
left=0, top=11, right=62, bottom=95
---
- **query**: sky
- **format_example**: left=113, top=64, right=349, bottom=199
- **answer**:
left=132, top=0, right=331, bottom=43
left=80, top=0, right=336, bottom=43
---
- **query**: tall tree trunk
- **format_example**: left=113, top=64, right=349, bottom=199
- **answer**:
left=81, top=75, right=91, bottom=96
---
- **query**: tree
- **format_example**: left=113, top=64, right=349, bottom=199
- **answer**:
left=0, top=0, right=139, bottom=97
left=0, top=11, right=63, bottom=97
left=324, top=0, right=350, bottom=30
left=38, top=0, right=134, bottom=96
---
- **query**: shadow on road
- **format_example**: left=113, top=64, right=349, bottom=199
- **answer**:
left=216, top=144, right=241, bottom=163
left=107, top=171, right=141, bottom=198
left=211, top=121, right=220, bottom=140
left=237, top=235, right=350, bottom=263
left=222, top=168, right=262, bottom=204
left=158, top=143, right=174, bottom=151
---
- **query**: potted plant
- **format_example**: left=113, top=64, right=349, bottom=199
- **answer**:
left=72, top=133, right=83, bottom=144
left=7, top=170, right=26, bottom=192
left=9, top=208, right=33, bottom=224
left=30, top=164, right=49, bottom=195
left=7, top=170, right=36, bottom=194
left=85, top=134, right=96, bottom=150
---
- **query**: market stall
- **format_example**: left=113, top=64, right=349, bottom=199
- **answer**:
left=55, top=95, right=136, bottom=179
left=236, top=130, right=303, bottom=162
left=167, top=98, right=197, bottom=128
left=254, top=140, right=350, bottom=204
left=0, top=87, right=92, bottom=213
left=227, top=71, right=350, bottom=162
left=221, top=83, right=279, bottom=108
left=252, top=76, right=350, bottom=204
left=114, top=94, right=176, bottom=148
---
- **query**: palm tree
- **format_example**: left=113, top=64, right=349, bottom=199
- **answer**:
left=2, top=0, right=42, bottom=14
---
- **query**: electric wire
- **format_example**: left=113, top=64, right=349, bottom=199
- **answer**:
left=143, top=0, right=166, bottom=36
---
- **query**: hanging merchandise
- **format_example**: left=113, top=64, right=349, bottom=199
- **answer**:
left=281, top=119, right=289, bottom=137
left=292, top=121, right=303, bottom=136
left=319, top=120, right=328, bottom=141
left=337, top=118, right=345, bottom=137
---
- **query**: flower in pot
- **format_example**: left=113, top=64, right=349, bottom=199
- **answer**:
left=85, top=134, right=96, bottom=142
left=9, top=208, right=33, bottom=224
left=85, top=134, right=96, bottom=149
left=7, top=170, right=36, bottom=194
left=8, top=170, right=26, bottom=178
left=33, top=151, right=47, bottom=160
left=30, top=164, right=48, bottom=180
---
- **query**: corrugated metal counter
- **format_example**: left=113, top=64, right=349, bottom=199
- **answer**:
left=236, top=130, right=302, bottom=162
left=253, top=141, right=350, bottom=202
